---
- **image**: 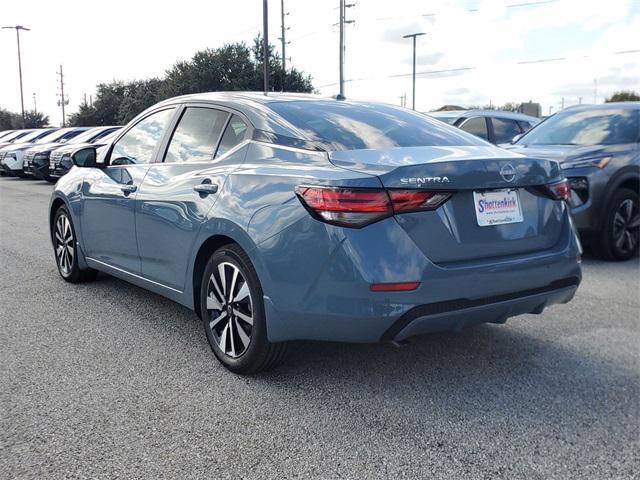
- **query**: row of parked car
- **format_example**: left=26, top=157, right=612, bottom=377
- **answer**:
left=0, top=126, right=121, bottom=181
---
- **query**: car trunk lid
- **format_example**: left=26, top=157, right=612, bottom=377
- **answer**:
left=328, top=146, right=567, bottom=264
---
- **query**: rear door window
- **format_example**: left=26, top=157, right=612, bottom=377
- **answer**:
left=491, top=118, right=523, bottom=144
left=215, top=115, right=249, bottom=158
left=164, top=107, right=229, bottom=163
left=459, top=117, right=489, bottom=141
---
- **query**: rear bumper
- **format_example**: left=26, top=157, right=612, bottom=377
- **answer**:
left=384, top=277, right=578, bottom=341
left=261, top=211, right=582, bottom=343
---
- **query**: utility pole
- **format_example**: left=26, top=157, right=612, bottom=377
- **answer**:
left=593, top=78, right=598, bottom=104
left=56, top=65, right=69, bottom=127
left=32, top=93, right=37, bottom=114
left=338, top=0, right=355, bottom=100
left=561, top=97, right=565, bottom=109
left=2, top=25, right=30, bottom=128
left=263, top=0, right=269, bottom=95
left=402, top=32, right=425, bottom=110
left=279, top=0, right=290, bottom=90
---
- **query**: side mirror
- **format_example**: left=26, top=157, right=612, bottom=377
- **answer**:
left=511, top=133, right=523, bottom=144
left=71, top=147, right=97, bottom=168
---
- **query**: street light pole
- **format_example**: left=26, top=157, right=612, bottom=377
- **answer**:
left=263, top=0, right=269, bottom=95
left=2, top=25, right=30, bottom=128
left=402, top=32, right=425, bottom=110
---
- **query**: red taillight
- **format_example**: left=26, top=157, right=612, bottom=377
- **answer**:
left=295, top=186, right=390, bottom=213
left=295, top=186, right=451, bottom=228
left=547, top=179, right=571, bottom=201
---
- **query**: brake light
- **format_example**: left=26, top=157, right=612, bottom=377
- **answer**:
left=547, top=179, right=571, bottom=201
left=295, top=186, right=451, bottom=228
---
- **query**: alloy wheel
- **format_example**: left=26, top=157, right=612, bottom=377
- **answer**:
left=206, top=262, right=253, bottom=358
left=612, top=199, right=640, bottom=255
left=55, top=214, right=74, bottom=276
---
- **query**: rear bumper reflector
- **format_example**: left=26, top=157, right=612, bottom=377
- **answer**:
left=369, top=281, right=421, bottom=292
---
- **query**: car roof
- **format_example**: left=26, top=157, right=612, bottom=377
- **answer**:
left=142, top=92, right=415, bottom=139
left=428, top=109, right=539, bottom=122
left=560, top=102, right=640, bottom=112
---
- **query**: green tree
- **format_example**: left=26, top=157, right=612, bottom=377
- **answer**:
left=605, top=90, right=640, bottom=102
left=18, top=110, right=50, bottom=128
left=118, top=78, right=164, bottom=124
left=0, top=108, right=14, bottom=130
left=67, top=37, right=315, bottom=127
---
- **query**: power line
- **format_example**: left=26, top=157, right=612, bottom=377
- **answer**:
left=317, top=49, right=640, bottom=89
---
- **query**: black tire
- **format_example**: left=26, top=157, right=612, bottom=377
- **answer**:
left=200, top=244, right=288, bottom=374
left=592, top=188, right=639, bottom=261
left=53, top=206, right=98, bottom=283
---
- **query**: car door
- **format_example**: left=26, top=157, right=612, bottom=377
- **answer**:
left=135, top=105, right=251, bottom=291
left=80, top=107, right=177, bottom=272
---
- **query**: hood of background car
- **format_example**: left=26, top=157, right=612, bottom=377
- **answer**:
left=504, top=143, right=629, bottom=163
left=25, top=142, right=65, bottom=154
left=0, top=143, right=40, bottom=153
left=53, top=142, right=94, bottom=155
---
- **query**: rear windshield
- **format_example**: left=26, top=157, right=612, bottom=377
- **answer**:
left=267, top=101, right=485, bottom=151
left=519, top=108, right=640, bottom=146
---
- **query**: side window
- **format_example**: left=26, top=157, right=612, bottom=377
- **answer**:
left=110, top=108, right=175, bottom=165
left=164, top=107, right=229, bottom=163
left=492, top=118, right=523, bottom=144
left=215, top=115, right=249, bottom=158
left=460, top=117, right=489, bottom=141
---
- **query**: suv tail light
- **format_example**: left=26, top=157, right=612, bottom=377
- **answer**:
left=295, top=186, right=452, bottom=228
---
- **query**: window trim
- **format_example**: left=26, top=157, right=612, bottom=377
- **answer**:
left=103, top=106, right=179, bottom=168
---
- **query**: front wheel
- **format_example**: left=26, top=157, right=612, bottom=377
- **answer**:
left=200, top=244, right=288, bottom=374
left=52, top=206, right=98, bottom=282
left=593, top=188, right=639, bottom=261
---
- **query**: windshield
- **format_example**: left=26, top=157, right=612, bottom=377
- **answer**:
left=15, top=129, right=54, bottom=143
left=517, top=108, right=640, bottom=146
left=2, top=130, right=32, bottom=142
left=35, top=128, right=86, bottom=144
left=430, top=115, right=458, bottom=125
left=268, top=101, right=485, bottom=151
left=67, top=128, right=103, bottom=144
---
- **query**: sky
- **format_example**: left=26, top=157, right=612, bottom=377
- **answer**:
left=1, top=0, right=639, bottom=126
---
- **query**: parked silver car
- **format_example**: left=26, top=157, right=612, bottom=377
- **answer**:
left=428, top=110, right=539, bottom=145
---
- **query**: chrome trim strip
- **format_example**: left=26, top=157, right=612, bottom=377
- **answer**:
left=85, top=257, right=183, bottom=294
left=249, top=140, right=326, bottom=156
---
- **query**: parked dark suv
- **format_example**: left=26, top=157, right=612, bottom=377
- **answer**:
left=506, top=103, right=639, bottom=260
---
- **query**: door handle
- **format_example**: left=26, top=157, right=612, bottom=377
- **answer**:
left=194, top=182, right=218, bottom=196
left=120, top=184, right=137, bottom=194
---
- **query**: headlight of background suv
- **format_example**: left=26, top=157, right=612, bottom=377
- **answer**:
left=561, top=156, right=612, bottom=170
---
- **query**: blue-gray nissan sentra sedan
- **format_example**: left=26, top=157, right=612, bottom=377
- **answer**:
left=50, top=92, right=582, bottom=374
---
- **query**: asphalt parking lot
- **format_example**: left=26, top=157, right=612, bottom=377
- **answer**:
left=0, top=177, right=638, bottom=479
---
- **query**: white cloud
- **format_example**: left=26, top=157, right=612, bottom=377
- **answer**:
left=0, top=0, right=637, bottom=125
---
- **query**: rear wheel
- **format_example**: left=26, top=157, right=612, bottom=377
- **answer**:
left=200, top=244, right=288, bottom=374
left=593, top=188, right=639, bottom=261
left=53, top=206, right=98, bottom=282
